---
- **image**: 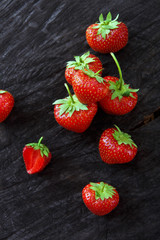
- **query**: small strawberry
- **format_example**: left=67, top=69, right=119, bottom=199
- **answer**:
left=65, top=51, right=102, bottom=85
left=82, top=182, right=119, bottom=216
left=86, top=12, right=128, bottom=53
left=99, top=53, right=139, bottom=115
left=23, top=137, right=52, bottom=174
left=72, top=68, right=109, bottom=104
left=0, top=90, right=14, bottom=123
left=99, top=125, right=137, bottom=164
left=53, top=84, right=98, bottom=133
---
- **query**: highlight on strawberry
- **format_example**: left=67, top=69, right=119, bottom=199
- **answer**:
left=99, top=125, right=137, bottom=164
left=23, top=137, right=52, bottom=174
left=82, top=181, right=119, bottom=216
left=65, top=51, right=102, bottom=85
left=0, top=90, right=14, bottom=123
left=86, top=12, right=128, bottom=53
left=99, top=52, right=139, bottom=115
left=53, top=83, right=98, bottom=133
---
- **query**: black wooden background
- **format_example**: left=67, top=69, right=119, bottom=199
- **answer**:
left=0, top=0, right=160, bottom=239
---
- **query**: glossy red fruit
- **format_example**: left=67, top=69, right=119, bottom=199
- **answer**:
left=23, top=137, right=51, bottom=174
left=82, top=182, right=119, bottom=216
left=99, top=76, right=138, bottom=115
left=99, top=125, right=137, bottom=164
left=99, top=53, right=138, bottom=115
left=72, top=69, right=109, bottom=104
left=0, top=90, right=14, bottom=122
left=65, top=51, right=102, bottom=85
left=86, top=12, right=128, bottom=53
left=53, top=84, right=98, bottom=133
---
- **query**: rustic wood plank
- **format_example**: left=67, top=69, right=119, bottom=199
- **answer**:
left=0, top=0, right=160, bottom=239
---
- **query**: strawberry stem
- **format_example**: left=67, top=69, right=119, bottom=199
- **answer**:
left=113, top=125, right=137, bottom=148
left=38, top=136, right=43, bottom=146
left=64, top=83, right=75, bottom=104
left=0, top=90, right=7, bottom=94
left=96, top=68, right=103, bottom=75
left=101, top=183, right=105, bottom=192
left=110, top=53, right=123, bottom=90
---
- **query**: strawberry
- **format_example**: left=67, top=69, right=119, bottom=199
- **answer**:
left=53, top=84, right=98, bottom=133
left=72, top=68, right=109, bottom=104
left=86, top=12, right=128, bottom=53
left=99, top=53, right=139, bottom=115
left=65, top=51, right=102, bottom=85
left=23, top=137, right=52, bottom=174
left=0, top=90, right=14, bottom=123
left=99, top=125, right=137, bottom=164
left=82, top=182, right=119, bottom=216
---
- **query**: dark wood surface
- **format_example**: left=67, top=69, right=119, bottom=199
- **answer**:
left=0, top=0, right=160, bottom=239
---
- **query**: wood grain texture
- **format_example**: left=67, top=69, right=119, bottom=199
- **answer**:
left=0, top=0, right=160, bottom=239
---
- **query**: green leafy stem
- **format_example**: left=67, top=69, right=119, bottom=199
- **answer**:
left=90, top=182, right=116, bottom=200
left=113, top=125, right=137, bottom=148
left=0, top=90, right=7, bottom=94
left=92, top=12, right=120, bottom=39
left=53, top=84, right=88, bottom=117
left=109, top=53, right=139, bottom=100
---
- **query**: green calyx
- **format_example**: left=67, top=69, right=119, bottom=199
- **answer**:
left=109, top=53, right=139, bottom=101
left=26, top=137, right=50, bottom=157
left=53, top=83, right=88, bottom=117
left=109, top=80, right=139, bottom=100
left=90, top=182, right=116, bottom=200
left=82, top=68, right=105, bottom=84
left=66, top=51, right=95, bottom=70
left=92, top=12, right=120, bottom=39
left=0, top=90, right=6, bottom=94
left=113, top=125, right=137, bottom=148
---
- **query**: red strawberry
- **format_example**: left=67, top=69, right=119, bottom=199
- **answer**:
left=86, top=12, right=128, bottom=53
left=53, top=84, right=98, bottom=133
left=65, top=51, right=102, bottom=85
left=0, top=90, right=14, bottom=122
left=99, top=125, right=137, bottom=164
left=82, top=182, right=119, bottom=216
left=72, top=69, right=109, bottom=104
left=23, top=137, right=52, bottom=174
left=99, top=53, right=138, bottom=115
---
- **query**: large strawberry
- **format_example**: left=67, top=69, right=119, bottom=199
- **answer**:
left=82, top=182, right=119, bottom=216
left=86, top=12, right=128, bottom=53
left=72, top=68, right=109, bottom=104
left=23, top=137, right=52, bottom=174
left=99, top=53, right=139, bottom=115
left=65, top=51, right=102, bottom=85
left=99, top=125, right=137, bottom=164
left=0, top=90, right=14, bottom=123
left=53, top=84, right=97, bottom=133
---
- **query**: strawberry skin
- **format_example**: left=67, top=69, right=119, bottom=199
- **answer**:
left=82, top=182, right=119, bottom=216
left=65, top=52, right=102, bottom=85
left=99, top=76, right=138, bottom=115
left=65, top=67, right=75, bottom=85
left=99, top=126, right=137, bottom=164
left=54, top=102, right=97, bottom=133
left=0, top=90, right=14, bottom=122
left=86, top=13, right=128, bottom=53
left=23, top=137, right=51, bottom=174
left=99, top=53, right=139, bottom=115
left=86, top=23, right=128, bottom=53
left=72, top=70, right=109, bottom=104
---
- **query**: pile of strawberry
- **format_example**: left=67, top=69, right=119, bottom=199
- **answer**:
left=0, top=12, right=139, bottom=216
